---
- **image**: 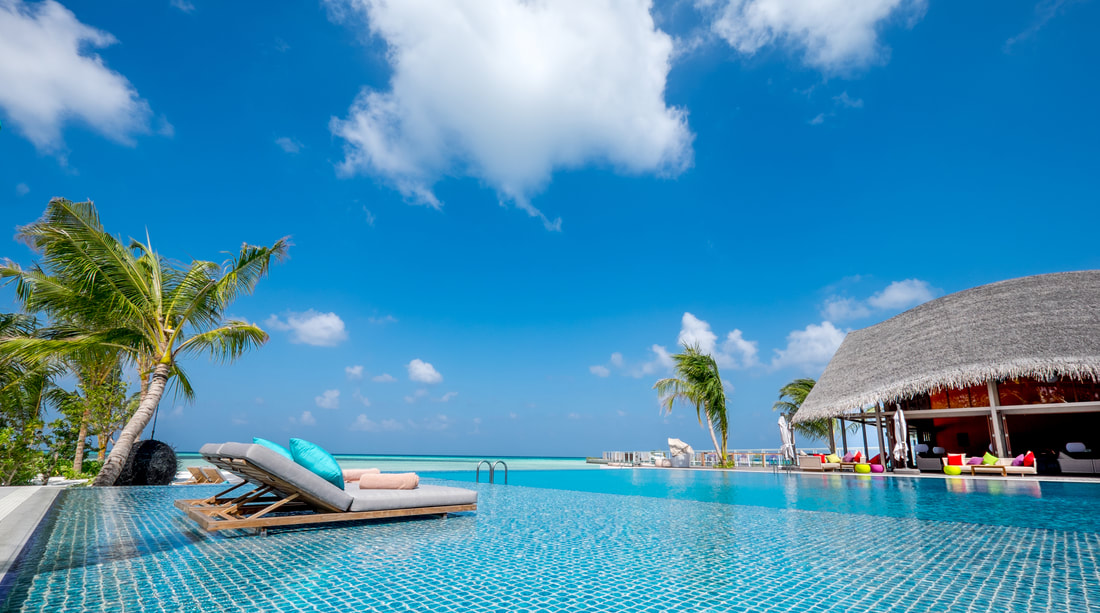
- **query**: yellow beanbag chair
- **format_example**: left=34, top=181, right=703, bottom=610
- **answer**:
left=943, top=465, right=963, bottom=476
left=854, top=463, right=871, bottom=474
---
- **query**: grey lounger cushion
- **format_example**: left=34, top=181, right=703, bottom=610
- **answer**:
left=199, top=442, right=224, bottom=457
left=345, top=482, right=477, bottom=512
left=217, top=442, right=354, bottom=512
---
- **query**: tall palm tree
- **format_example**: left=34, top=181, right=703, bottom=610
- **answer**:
left=0, top=198, right=288, bottom=485
left=653, top=344, right=729, bottom=463
left=773, top=378, right=845, bottom=450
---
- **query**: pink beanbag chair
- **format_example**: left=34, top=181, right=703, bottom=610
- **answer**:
left=342, top=468, right=381, bottom=482
left=359, top=473, right=419, bottom=490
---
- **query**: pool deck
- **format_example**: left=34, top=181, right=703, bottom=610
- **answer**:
left=0, top=487, right=64, bottom=588
left=614, top=464, right=1100, bottom=483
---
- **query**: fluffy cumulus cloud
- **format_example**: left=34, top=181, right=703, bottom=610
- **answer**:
left=0, top=0, right=153, bottom=153
left=677, top=312, right=759, bottom=369
left=771, top=321, right=846, bottom=371
left=266, top=310, right=348, bottom=347
left=345, top=365, right=364, bottom=380
left=351, top=414, right=404, bottom=432
left=589, top=364, right=611, bottom=378
left=407, top=359, right=442, bottom=384
left=315, top=389, right=340, bottom=409
left=327, top=0, right=693, bottom=229
left=867, top=279, right=936, bottom=310
left=275, top=136, right=302, bottom=153
left=297, top=411, right=317, bottom=426
left=372, top=373, right=396, bottom=383
left=703, top=0, right=926, bottom=73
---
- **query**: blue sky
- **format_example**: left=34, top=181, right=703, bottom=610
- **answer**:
left=2, top=0, right=1098, bottom=456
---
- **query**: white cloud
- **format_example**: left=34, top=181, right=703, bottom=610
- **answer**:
left=439, top=391, right=458, bottom=402
left=363, top=207, right=376, bottom=227
left=0, top=0, right=153, bottom=153
left=15, top=183, right=29, bottom=196
left=420, top=414, right=451, bottom=431
left=821, top=296, right=871, bottom=321
left=609, top=352, right=624, bottom=367
left=315, top=389, right=340, bottom=409
left=231, top=415, right=248, bottom=426
left=589, top=365, right=611, bottom=378
left=345, top=365, right=364, bottom=380
left=368, top=314, right=397, bottom=324
left=567, top=412, right=582, bottom=420
left=634, top=344, right=675, bottom=377
left=275, top=136, right=302, bottom=153
left=867, top=279, right=936, bottom=310
left=407, top=358, right=442, bottom=384
left=372, top=373, right=396, bottom=383
left=266, top=310, right=348, bottom=347
left=352, top=389, right=371, bottom=407
left=298, top=410, right=316, bottom=426
left=617, top=410, right=628, bottom=417
left=509, top=411, right=518, bottom=419
left=771, top=321, right=846, bottom=371
left=404, top=388, right=429, bottom=404
left=833, top=91, right=864, bottom=108
left=170, top=0, right=195, bottom=12
left=327, top=0, right=693, bottom=230
left=351, top=414, right=404, bottom=432
left=704, top=0, right=926, bottom=73
left=809, top=113, right=826, bottom=125
left=676, top=312, right=758, bottom=368
left=170, top=405, right=184, bottom=418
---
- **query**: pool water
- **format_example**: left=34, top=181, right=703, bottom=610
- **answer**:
left=3, top=471, right=1099, bottom=612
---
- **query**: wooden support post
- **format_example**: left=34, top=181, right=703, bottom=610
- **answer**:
left=840, top=417, right=848, bottom=455
left=861, top=407, right=870, bottom=460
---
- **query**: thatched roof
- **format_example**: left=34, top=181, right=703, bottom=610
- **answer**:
left=793, top=271, right=1100, bottom=422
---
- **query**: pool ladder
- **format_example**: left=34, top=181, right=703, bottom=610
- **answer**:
left=475, top=460, right=508, bottom=484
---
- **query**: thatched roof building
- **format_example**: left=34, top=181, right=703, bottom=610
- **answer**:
left=794, top=271, right=1100, bottom=423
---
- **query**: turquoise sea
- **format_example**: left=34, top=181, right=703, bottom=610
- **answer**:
left=176, top=451, right=595, bottom=474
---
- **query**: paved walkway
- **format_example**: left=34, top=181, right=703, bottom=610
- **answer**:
left=0, top=487, right=64, bottom=587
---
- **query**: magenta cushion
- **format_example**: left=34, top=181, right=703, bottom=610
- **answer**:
left=967, top=457, right=982, bottom=465
left=1012, top=454, right=1025, bottom=466
left=870, top=464, right=885, bottom=473
left=842, top=452, right=854, bottom=462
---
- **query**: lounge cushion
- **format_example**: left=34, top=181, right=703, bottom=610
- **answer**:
left=345, top=482, right=477, bottom=512
left=852, top=451, right=862, bottom=462
left=826, top=454, right=842, bottom=464
left=290, top=438, right=344, bottom=490
left=982, top=452, right=998, bottom=466
left=967, top=457, right=983, bottom=465
left=218, top=442, right=353, bottom=512
left=842, top=452, right=854, bottom=462
left=253, top=437, right=292, bottom=459
left=343, top=468, right=381, bottom=482
left=359, top=473, right=418, bottom=490
left=198, top=442, right=224, bottom=457
left=1012, top=454, right=1025, bottom=466
left=947, top=454, right=964, bottom=466
left=1023, top=451, right=1035, bottom=467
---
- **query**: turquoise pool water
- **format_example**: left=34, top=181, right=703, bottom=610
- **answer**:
left=4, top=470, right=1099, bottom=612
left=177, top=452, right=595, bottom=473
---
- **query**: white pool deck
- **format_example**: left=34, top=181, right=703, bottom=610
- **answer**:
left=0, top=487, right=64, bottom=587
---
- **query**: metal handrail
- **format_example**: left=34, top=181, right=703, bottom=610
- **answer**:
left=475, top=460, right=493, bottom=483
left=491, top=460, right=508, bottom=485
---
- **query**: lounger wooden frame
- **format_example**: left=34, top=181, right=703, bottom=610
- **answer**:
left=174, top=455, right=476, bottom=532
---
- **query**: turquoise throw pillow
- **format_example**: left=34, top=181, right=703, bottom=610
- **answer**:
left=289, top=438, right=343, bottom=489
left=253, top=437, right=292, bottom=459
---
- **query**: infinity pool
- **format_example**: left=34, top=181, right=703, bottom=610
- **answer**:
left=4, top=470, right=1099, bottom=612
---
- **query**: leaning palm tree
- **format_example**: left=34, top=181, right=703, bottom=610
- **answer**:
left=772, top=378, right=845, bottom=450
left=0, top=198, right=288, bottom=485
left=653, top=344, right=729, bottom=463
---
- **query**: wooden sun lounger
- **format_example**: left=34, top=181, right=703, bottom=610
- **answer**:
left=185, top=466, right=210, bottom=484
left=175, top=443, right=477, bottom=533
left=201, top=467, right=225, bottom=483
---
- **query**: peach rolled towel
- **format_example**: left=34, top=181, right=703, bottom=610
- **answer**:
left=358, top=472, right=419, bottom=490
left=342, top=468, right=381, bottom=482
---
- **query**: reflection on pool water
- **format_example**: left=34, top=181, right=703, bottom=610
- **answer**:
left=3, top=469, right=1099, bottom=612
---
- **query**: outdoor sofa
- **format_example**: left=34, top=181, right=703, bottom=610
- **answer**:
left=914, top=445, right=947, bottom=473
left=940, top=455, right=1037, bottom=476
left=174, top=442, right=477, bottom=533
left=797, top=455, right=839, bottom=472
left=1057, top=443, right=1099, bottom=475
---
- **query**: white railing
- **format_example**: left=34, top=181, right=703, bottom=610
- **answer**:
left=602, top=447, right=836, bottom=467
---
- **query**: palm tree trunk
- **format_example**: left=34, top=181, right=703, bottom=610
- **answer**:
left=73, top=406, right=90, bottom=474
left=705, top=417, right=722, bottom=464
left=94, top=362, right=170, bottom=486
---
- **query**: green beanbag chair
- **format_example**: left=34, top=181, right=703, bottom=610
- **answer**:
left=943, top=465, right=963, bottom=476
left=854, top=463, right=871, bottom=474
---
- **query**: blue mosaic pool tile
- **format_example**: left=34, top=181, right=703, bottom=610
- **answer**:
left=3, top=479, right=1100, bottom=612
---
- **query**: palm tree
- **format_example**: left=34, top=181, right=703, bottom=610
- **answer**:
left=653, top=344, right=729, bottom=463
left=772, top=378, right=847, bottom=451
left=0, top=199, right=288, bottom=485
